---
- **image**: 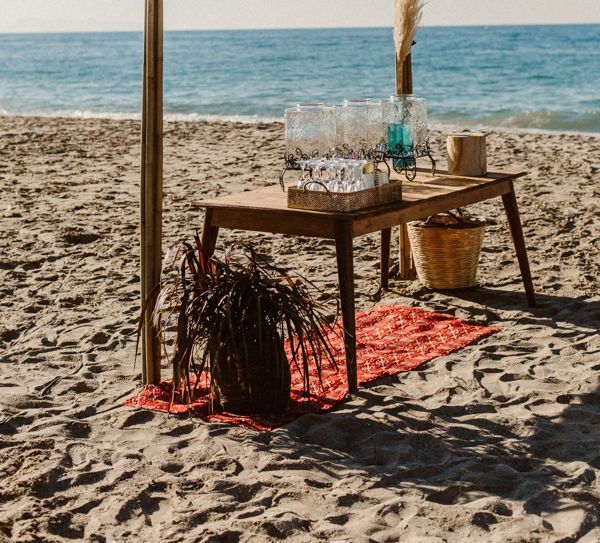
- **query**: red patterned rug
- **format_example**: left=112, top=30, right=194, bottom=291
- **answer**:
left=124, top=305, right=499, bottom=431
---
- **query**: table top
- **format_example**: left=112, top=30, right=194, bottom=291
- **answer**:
left=198, top=168, right=526, bottom=220
left=198, top=168, right=526, bottom=238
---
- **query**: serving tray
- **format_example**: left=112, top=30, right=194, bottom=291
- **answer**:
left=287, top=181, right=402, bottom=213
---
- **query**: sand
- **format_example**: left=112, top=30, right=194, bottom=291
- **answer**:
left=0, top=115, right=599, bottom=542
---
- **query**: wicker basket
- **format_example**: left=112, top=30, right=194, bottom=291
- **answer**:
left=407, top=211, right=486, bottom=289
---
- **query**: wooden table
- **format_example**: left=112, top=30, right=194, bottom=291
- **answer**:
left=198, top=168, right=536, bottom=394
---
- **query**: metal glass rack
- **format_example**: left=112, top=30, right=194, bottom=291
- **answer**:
left=279, top=139, right=436, bottom=190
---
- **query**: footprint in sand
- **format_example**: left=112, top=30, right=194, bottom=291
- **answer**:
left=89, top=331, right=109, bottom=345
left=59, top=228, right=101, bottom=245
left=120, top=410, right=155, bottom=428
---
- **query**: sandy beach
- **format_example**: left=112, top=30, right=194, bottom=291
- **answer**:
left=1, top=115, right=599, bottom=542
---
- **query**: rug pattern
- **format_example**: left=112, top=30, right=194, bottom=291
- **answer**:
left=124, top=305, right=499, bottom=430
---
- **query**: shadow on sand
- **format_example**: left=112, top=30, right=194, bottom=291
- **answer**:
left=264, top=289, right=600, bottom=536
left=439, top=287, right=600, bottom=328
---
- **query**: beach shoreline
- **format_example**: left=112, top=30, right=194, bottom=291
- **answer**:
left=1, top=115, right=599, bottom=542
left=3, top=112, right=600, bottom=138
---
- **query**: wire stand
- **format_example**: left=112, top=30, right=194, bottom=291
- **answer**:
left=279, top=139, right=436, bottom=191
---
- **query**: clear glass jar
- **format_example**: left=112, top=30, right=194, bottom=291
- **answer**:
left=407, top=96, right=428, bottom=147
left=332, top=104, right=345, bottom=149
left=367, top=100, right=384, bottom=149
left=285, top=103, right=334, bottom=158
left=321, top=106, right=336, bottom=155
left=341, top=99, right=370, bottom=152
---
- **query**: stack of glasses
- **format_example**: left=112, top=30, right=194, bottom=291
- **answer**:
left=284, top=96, right=428, bottom=163
left=296, top=158, right=389, bottom=193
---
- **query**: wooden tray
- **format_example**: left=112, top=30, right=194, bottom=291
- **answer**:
left=287, top=181, right=402, bottom=213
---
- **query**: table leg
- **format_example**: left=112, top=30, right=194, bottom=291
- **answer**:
left=399, top=224, right=416, bottom=279
left=201, top=209, right=219, bottom=258
left=335, top=220, right=357, bottom=394
left=502, top=183, right=536, bottom=307
left=380, top=228, right=392, bottom=290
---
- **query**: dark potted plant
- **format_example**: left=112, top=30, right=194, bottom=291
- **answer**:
left=144, top=235, right=337, bottom=415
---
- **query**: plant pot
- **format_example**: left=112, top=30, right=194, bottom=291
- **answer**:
left=212, top=332, right=291, bottom=415
left=148, top=237, right=335, bottom=419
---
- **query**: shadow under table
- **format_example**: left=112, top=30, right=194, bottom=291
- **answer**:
left=198, top=168, right=536, bottom=394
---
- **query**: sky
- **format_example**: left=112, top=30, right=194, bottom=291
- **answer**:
left=0, top=0, right=599, bottom=33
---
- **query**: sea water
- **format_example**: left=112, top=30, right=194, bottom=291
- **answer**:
left=0, top=25, right=598, bottom=133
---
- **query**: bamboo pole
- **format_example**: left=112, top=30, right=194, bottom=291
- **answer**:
left=397, top=52, right=417, bottom=280
left=395, top=52, right=413, bottom=95
left=141, top=0, right=163, bottom=384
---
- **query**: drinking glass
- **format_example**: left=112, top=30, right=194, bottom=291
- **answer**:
left=340, top=161, right=353, bottom=192
left=345, top=160, right=359, bottom=191
left=309, top=158, right=321, bottom=187
left=296, top=159, right=309, bottom=188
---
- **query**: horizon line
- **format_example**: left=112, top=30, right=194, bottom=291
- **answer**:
left=0, top=21, right=599, bottom=36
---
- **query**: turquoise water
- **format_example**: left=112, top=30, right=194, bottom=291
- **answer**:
left=0, top=25, right=598, bottom=133
left=387, top=124, right=413, bottom=169
left=388, top=125, right=413, bottom=149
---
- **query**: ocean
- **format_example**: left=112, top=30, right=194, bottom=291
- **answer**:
left=0, top=25, right=598, bottom=133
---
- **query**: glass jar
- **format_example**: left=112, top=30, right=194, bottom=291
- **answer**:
left=383, top=95, right=428, bottom=152
left=332, top=104, right=345, bottom=149
left=285, top=103, right=334, bottom=159
left=366, top=100, right=384, bottom=149
left=407, top=96, right=428, bottom=148
left=341, top=99, right=370, bottom=153
left=321, top=106, right=336, bottom=155
left=383, top=95, right=410, bottom=153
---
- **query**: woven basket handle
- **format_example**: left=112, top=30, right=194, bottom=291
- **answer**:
left=302, top=181, right=330, bottom=193
left=424, top=209, right=464, bottom=225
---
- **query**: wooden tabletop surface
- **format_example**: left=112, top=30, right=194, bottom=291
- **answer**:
left=198, top=168, right=526, bottom=220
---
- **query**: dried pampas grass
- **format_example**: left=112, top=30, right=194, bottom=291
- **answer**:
left=394, top=0, right=423, bottom=63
